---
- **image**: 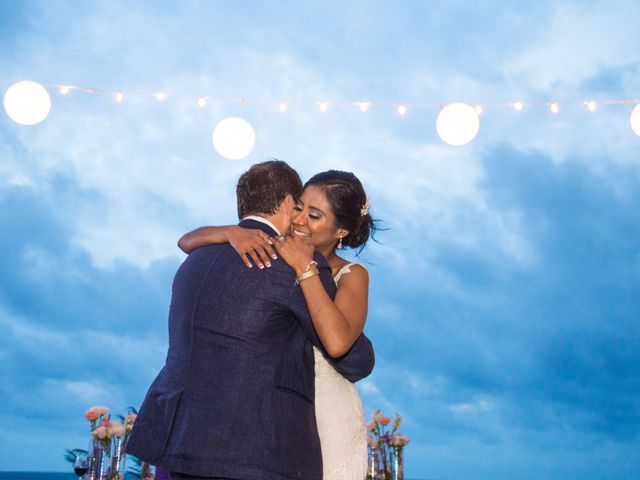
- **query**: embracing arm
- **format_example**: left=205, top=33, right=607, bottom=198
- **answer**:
left=278, top=236, right=369, bottom=358
left=178, top=226, right=277, bottom=268
left=288, top=256, right=374, bottom=381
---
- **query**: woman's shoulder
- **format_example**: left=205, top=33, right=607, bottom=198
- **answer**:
left=333, top=260, right=368, bottom=285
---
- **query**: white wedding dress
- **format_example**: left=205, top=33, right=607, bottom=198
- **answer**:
left=313, top=263, right=368, bottom=480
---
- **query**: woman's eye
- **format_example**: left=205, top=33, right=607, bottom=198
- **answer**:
left=293, top=205, right=302, bottom=211
left=309, top=214, right=320, bottom=220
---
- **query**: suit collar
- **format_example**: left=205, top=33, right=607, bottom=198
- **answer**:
left=239, top=217, right=280, bottom=237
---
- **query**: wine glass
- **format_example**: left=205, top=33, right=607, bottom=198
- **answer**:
left=73, top=453, right=88, bottom=479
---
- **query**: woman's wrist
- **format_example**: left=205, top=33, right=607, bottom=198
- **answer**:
left=294, top=258, right=315, bottom=276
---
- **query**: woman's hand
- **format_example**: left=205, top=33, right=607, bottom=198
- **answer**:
left=227, top=227, right=278, bottom=269
left=275, top=235, right=315, bottom=275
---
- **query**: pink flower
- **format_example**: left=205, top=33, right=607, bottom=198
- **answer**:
left=84, top=406, right=109, bottom=422
left=84, top=409, right=99, bottom=422
left=91, top=425, right=108, bottom=439
left=366, top=421, right=376, bottom=432
left=392, top=414, right=402, bottom=431
left=125, top=413, right=137, bottom=430
left=108, top=421, right=126, bottom=437
left=379, top=416, right=391, bottom=426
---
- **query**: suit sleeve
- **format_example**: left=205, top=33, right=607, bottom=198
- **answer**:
left=287, top=254, right=375, bottom=382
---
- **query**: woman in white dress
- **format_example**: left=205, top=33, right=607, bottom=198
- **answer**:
left=178, top=170, right=377, bottom=480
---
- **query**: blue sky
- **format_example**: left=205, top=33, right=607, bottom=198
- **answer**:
left=1, top=1, right=639, bottom=478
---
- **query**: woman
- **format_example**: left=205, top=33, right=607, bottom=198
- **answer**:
left=178, top=170, right=377, bottom=480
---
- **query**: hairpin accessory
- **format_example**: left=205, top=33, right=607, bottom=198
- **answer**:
left=360, top=197, right=370, bottom=216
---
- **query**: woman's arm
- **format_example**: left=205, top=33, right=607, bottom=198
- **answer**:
left=277, top=236, right=369, bottom=358
left=178, top=226, right=278, bottom=268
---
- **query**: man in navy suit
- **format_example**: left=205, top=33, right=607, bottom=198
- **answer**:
left=126, top=160, right=375, bottom=479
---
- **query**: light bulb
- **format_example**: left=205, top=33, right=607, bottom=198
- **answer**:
left=585, top=101, right=597, bottom=112
left=3, top=80, right=52, bottom=125
left=318, top=101, right=328, bottom=113
left=397, top=104, right=407, bottom=115
left=198, top=97, right=206, bottom=108
left=279, top=101, right=287, bottom=112
left=475, top=104, right=483, bottom=115
left=115, top=91, right=124, bottom=103
left=512, top=102, right=524, bottom=112
left=155, top=92, right=167, bottom=101
left=60, top=85, right=70, bottom=95
left=549, top=102, right=559, bottom=114
left=212, top=117, right=256, bottom=160
left=358, top=102, right=370, bottom=112
left=630, top=104, right=640, bottom=137
left=436, top=103, right=481, bottom=146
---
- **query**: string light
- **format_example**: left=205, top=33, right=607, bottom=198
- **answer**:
left=5, top=80, right=640, bottom=143
left=357, top=102, right=371, bottom=112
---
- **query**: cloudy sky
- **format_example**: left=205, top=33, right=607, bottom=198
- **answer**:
left=1, top=1, right=639, bottom=478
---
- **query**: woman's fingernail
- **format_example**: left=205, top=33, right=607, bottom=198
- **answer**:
left=266, top=262, right=271, bottom=267
left=272, top=254, right=278, bottom=259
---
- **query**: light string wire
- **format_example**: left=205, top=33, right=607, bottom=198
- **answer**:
left=3, top=79, right=639, bottom=112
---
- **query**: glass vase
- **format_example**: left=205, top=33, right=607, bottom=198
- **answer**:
left=87, top=439, right=110, bottom=480
left=390, top=446, right=404, bottom=480
left=109, top=436, right=126, bottom=480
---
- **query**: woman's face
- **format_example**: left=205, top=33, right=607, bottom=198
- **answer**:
left=290, top=185, right=346, bottom=250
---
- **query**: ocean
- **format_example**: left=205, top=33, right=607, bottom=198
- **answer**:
left=0, top=474, right=75, bottom=480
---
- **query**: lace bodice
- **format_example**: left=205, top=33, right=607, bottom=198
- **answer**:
left=312, top=261, right=367, bottom=479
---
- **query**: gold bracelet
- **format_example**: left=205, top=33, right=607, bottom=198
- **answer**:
left=296, top=263, right=319, bottom=284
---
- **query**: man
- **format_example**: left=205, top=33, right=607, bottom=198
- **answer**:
left=126, top=160, right=375, bottom=480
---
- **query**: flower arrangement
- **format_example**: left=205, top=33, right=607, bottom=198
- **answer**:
left=82, top=405, right=137, bottom=480
left=367, top=410, right=409, bottom=480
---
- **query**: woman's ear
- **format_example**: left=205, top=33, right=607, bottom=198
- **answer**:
left=337, top=228, right=350, bottom=239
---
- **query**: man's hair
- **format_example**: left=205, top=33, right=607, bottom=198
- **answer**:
left=236, top=160, right=303, bottom=219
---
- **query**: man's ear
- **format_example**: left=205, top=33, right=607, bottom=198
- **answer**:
left=284, top=194, right=295, bottom=211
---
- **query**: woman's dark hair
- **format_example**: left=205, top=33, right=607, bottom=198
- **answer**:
left=236, top=160, right=303, bottom=219
left=304, top=170, right=379, bottom=254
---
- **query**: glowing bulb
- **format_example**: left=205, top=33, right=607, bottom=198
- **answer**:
left=357, top=102, right=371, bottom=112
left=155, top=91, right=167, bottom=101
left=115, top=91, right=124, bottom=103
left=630, top=104, right=640, bottom=137
left=475, top=104, right=483, bottom=115
left=512, top=102, right=524, bottom=112
left=436, top=103, right=481, bottom=146
left=585, top=101, right=597, bottom=112
left=212, top=117, right=256, bottom=160
left=60, top=85, right=70, bottom=95
left=318, top=101, right=328, bottom=113
left=279, top=101, right=288, bottom=112
left=549, top=102, right=560, bottom=114
left=198, top=97, right=206, bottom=108
left=3, top=80, right=52, bottom=125
left=397, top=104, right=407, bottom=115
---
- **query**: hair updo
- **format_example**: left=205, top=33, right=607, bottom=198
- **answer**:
left=304, top=170, right=379, bottom=254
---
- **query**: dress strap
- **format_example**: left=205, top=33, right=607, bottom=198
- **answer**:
left=333, top=262, right=360, bottom=284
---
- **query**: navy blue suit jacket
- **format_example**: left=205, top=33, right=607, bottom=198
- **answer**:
left=126, top=219, right=375, bottom=480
